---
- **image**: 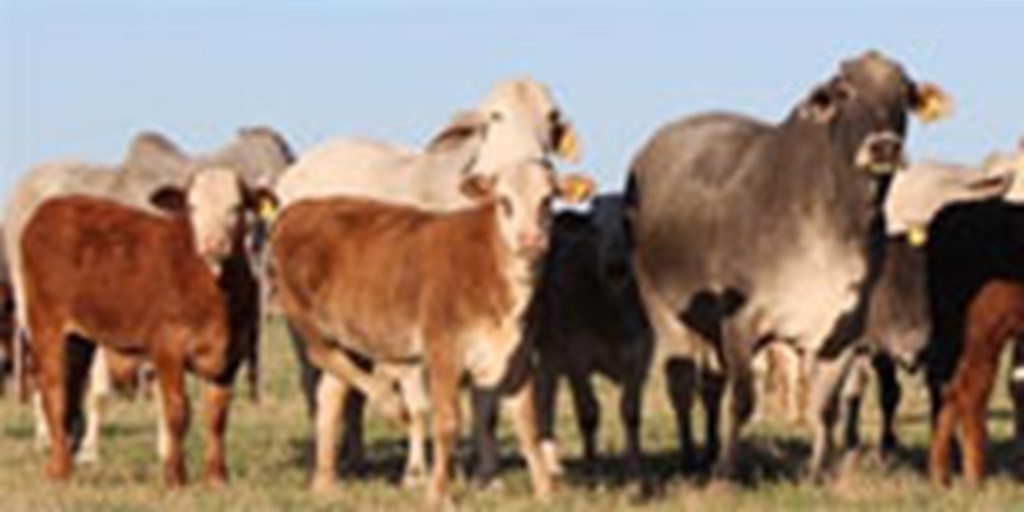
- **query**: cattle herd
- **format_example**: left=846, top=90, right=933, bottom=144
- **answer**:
left=3, top=49, right=1024, bottom=507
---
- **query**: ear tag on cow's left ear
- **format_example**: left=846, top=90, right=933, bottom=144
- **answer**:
left=558, top=174, right=596, bottom=204
left=914, top=83, right=953, bottom=124
left=257, top=197, right=279, bottom=222
left=908, top=225, right=928, bottom=247
left=557, top=126, right=581, bottom=163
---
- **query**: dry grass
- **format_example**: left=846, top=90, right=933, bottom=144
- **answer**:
left=2, top=320, right=1024, bottom=511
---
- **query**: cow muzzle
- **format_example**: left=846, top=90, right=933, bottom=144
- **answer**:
left=856, top=131, right=905, bottom=175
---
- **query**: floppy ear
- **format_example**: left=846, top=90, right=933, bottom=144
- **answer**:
left=910, top=82, right=953, bottom=123
left=149, top=186, right=188, bottom=213
left=799, top=78, right=854, bottom=124
left=426, top=111, right=489, bottom=153
left=459, top=173, right=497, bottom=200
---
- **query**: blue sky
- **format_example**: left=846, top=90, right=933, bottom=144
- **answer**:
left=2, top=0, right=1022, bottom=206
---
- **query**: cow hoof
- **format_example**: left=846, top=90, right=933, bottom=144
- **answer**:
left=75, top=449, right=100, bottom=465
left=311, top=473, right=337, bottom=494
left=402, top=468, right=428, bottom=489
left=540, top=440, right=565, bottom=476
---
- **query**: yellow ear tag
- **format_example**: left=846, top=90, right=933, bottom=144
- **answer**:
left=557, top=127, right=580, bottom=163
left=915, top=84, right=953, bottom=124
left=559, top=174, right=596, bottom=204
left=257, top=198, right=279, bottom=222
left=908, top=225, right=928, bottom=247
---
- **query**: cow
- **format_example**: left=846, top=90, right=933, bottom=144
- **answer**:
left=470, top=194, right=653, bottom=486
left=6, top=127, right=293, bottom=462
left=929, top=279, right=1024, bottom=487
left=20, top=168, right=276, bottom=486
left=273, top=77, right=582, bottom=478
left=270, top=156, right=592, bottom=506
left=924, top=199, right=1024, bottom=486
left=274, top=77, right=579, bottom=210
left=836, top=159, right=1014, bottom=458
left=625, top=50, right=950, bottom=480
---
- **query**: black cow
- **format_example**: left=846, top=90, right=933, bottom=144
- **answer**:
left=925, top=199, right=1024, bottom=478
left=626, top=50, right=948, bottom=480
left=470, top=195, right=654, bottom=486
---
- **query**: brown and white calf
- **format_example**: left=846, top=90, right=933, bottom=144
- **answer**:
left=271, top=159, right=591, bottom=506
left=20, top=168, right=273, bottom=486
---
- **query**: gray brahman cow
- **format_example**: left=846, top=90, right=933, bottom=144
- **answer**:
left=626, top=50, right=951, bottom=480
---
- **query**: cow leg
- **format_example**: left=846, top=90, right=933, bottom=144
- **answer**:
left=154, top=358, right=190, bottom=487
left=311, top=372, right=345, bottom=493
left=339, top=388, right=367, bottom=475
left=700, top=366, right=726, bottom=470
left=839, top=352, right=870, bottom=453
left=285, top=319, right=321, bottom=418
left=664, top=357, right=699, bottom=471
left=929, top=386, right=959, bottom=487
left=297, top=322, right=405, bottom=421
left=470, top=386, right=503, bottom=484
left=202, top=380, right=233, bottom=486
left=399, top=367, right=430, bottom=489
left=1010, top=336, right=1024, bottom=478
left=620, top=368, right=646, bottom=483
left=960, top=349, right=1000, bottom=486
left=35, top=328, right=72, bottom=480
left=503, top=374, right=554, bottom=503
left=807, top=349, right=856, bottom=483
left=79, top=349, right=112, bottom=464
left=712, top=326, right=756, bottom=480
left=426, top=355, right=462, bottom=507
left=534, top=361, right=563, bottom=477
left=568, top=373, right=600, bottom=468
left=873, top=352, right=902, bottom=456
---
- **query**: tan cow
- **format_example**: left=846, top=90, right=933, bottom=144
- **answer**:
left=273, top=77, right=582, bottom=482
left=7, top=128, right=292, bottom=462
left=21, top=168, right=275, bottom=486
left=271, top=154, right=591, bottom=506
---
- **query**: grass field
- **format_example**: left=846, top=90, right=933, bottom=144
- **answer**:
left=3, top=320, right=1024, bottom=511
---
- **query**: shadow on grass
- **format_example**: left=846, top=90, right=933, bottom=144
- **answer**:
left=281, top=425, right=1024, bottom=502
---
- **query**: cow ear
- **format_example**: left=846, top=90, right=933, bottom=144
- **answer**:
left=426, top=111, right=489, bottom=153
left=149, top=186, right=188, bottom=213
left=245, top=187, right=280, bottom=222
left=799, top=78, right=854, bottom=124
left=459, top=173, right=497, bottom=200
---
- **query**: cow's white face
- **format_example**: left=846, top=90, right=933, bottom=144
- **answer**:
left=462, top=161, right=594, bottom=261
left=188, top=167, right=245, bottom=264
left=474, top=79, right=580, bottom=174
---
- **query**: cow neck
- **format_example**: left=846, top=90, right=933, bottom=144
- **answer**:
left=470, top=200, right=536, bottom=321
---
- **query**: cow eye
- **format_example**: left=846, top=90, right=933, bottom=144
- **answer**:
left=500, top=197, right=514, bottom=215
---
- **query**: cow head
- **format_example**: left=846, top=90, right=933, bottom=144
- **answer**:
left=460, top=160, right=594, bottom=259
left=471, top=78, right=581, bottom=174
left=149, top=167, right=279, bottom=271
left=799, top=51, right=952, bottom=142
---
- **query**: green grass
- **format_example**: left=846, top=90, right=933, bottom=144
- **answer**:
left=3, top=320, right=1024, bottom=511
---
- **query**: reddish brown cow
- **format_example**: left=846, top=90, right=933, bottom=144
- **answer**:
left=20, top=168, right=272, bottom=487
left=271, top=160, right=591, bottom=506
left=930, top=280, right=1024, bottom=486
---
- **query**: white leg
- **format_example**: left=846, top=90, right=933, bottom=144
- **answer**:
left=312, top=373, right=345, bottom=493
left=78, top=351, right=111, bottom=464
left=398, top=366, right=430, bottom=488
left=34, top=391, right=50, bottom=452
left=154, top=382, right=171, bottom=460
